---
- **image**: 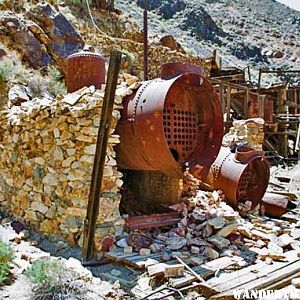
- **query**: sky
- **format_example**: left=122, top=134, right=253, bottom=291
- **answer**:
left=276, top=0, right=300, bottom=11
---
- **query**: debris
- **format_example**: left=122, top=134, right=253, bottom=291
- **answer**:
left=124, top=246, right=133, bottom=254
left=127, top=233, right=153, bottom=251
left=164, top=264, right=185, bottom=278
left=291, top=278, right=300, bottom=288
left=207, top=235, right=230, bottom=249
left=139, top=248, right=151, bottom=256
left=208, top=217, right=226, bottom=229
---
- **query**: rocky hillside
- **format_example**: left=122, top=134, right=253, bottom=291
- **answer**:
left=116, top=0, right=300, bottom=70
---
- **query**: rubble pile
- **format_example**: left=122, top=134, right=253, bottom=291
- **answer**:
left=114, top=185, right=300, bottom=278
left=0, top=77, right=137, bottom=248
left=223, top=118, right=265, bottom=151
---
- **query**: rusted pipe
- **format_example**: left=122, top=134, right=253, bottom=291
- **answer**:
left=143, top=0, right=148, bottom=80
left=116, top=73, right=224, bottom=178
left=205, top=146, right=270, bottom=211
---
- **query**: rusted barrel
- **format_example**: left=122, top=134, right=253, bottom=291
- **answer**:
left=116, top=73, right=224, bottom=178
left=205, top=146, right=270, bottom=211
left=66, top=51, right=106, bottom=93
left=161, top=62, right=205, bottom=80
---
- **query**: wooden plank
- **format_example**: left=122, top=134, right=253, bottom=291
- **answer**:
left=170, top=267, right=214, bottom=288
left=105, top=251, right=138, bottom=262
left=265, top=271, right=300, bottom=291
left=198, top=251, right=299, bottom=298
left=211, top=260, right=300, bottom=299
left=170, top=256, right=244, bottom=289
left=82, top=50, right=122, bottom=260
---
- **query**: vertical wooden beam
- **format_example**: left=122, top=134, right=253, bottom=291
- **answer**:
left=219, top=84, right=225, bottom=114
left=82, top=50, right=122, bottom=261
left=258, top=94, right=264, bottom=118
left=258, top=69, right=262, bottom=90
left=226, top=85, right=231, bottom=122
left=244, top=89, right=249, bottom=119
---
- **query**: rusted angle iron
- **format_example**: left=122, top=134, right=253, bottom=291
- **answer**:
left=125, top=212, right=182, bottom=230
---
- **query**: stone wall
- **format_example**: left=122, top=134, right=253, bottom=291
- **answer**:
left=83, top=31, right=210, bottom=80
left=0, top=82, right=134, bottom=249
left=222, top=118, right=265, bottom=151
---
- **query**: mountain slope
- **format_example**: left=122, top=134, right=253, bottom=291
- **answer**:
left=116, top=0, right=300, bottom=70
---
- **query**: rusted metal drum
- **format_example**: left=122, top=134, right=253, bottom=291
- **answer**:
left=205, top=146, right=270, bottom=211
left=264, top=100, right=274, bottom=123
left=66, top=51, right=105, bottom=93
left=116, top=73, right=224, bottom=178
left=248, top=99, right=274, bottom=122
left=161, top=62, right=205, bottom=80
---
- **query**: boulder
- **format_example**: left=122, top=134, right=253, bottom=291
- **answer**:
left=160, top=35, right=185, bottom=53
left=8, top=85, right=31, bottom=108
left=0, top=13, right=52, bottom=68
left=29, top=3, right=85, bottom=73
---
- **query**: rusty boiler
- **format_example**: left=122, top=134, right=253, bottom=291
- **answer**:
left=161, top=62, right=205, bottom=80
left=116, top=72, right=224, bottom=178
left=205, top=146, right=270, bottom=211
left=66, top=51, right=106, bottom=93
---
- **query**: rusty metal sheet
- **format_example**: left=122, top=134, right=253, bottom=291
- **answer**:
left=66, top=51, right=105, bottom=93
left=116, top=73, right=224, bottom=178
left=204, top=146, right=270, bottom=211
left=261, top=192, right=289, bottom=218
left=161, top=62, right=205, bottom=80
left=124, top=212, right=182, bottom=230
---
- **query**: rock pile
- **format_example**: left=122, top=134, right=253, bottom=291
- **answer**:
left=222, top=118, right=265, bottom=151
left=115, top=187, right=300, bottom=275
left=0, top=77, right=137, bottom=248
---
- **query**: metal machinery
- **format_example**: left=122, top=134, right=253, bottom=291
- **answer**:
left=66, top=51, right=106, bottom=93
left=116, top=72, right=224, bottom=178
left=205, top=146, right=270, bottom=210
left=161, top=62, right=205, bottom=80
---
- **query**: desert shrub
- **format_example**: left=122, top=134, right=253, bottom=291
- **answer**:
left=0, top=60, right=12, bottom=84
left=1, top=54, right=66, bottom=98
left=68, top=0, right=92, bottom=8
left=26, top=258, right=88, bottom=300
left=0, top=240, right=13, bottom=286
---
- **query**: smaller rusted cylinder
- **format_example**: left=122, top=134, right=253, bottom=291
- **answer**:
left=205, top=146, right=270, bottom=211
left=161, top=62, right=205, bottom=80
left=66, top=51, right=106, bottom=93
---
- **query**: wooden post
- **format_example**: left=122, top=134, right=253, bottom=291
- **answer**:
left=219, top=84, right=225, bottom=114
left=244, top=89, right=249, bottom=118
left=258, top=95, right=264, bottom=118
left=82, top=50, right=122, bottom=261
left=226, top=85, right=231, bottom=122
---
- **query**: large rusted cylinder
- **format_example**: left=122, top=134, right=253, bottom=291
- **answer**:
left=161, top=62, right=205, bottom=80
left=205, top=146, right=270, bottom=210
left=116, top=73, right=224, bottom=178
left=66, top=51, right=106, bottom=93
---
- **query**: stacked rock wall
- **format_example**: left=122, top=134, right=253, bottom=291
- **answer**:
left=0, top=83, right=133, bottom=248
left=84, top=33, right=210, bottom=80
left=222, top=118, right=265, bottom=151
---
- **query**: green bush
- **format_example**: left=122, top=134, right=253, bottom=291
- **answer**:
left=25, top=259, right=61, bottom=285
left=26, top=259, right=88, bottom=300
left=68, top=0, right=92, bottom=8
left=0, top=60, right=11, bottom=84
left=0, top=240, right=13, bottom=286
